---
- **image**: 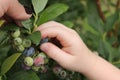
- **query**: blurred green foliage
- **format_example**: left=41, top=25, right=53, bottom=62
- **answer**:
left=48, top=0, right=120, bottom=79
left=49, top=0, right=120, bottom=64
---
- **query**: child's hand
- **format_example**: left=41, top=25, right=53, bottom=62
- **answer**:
left=37, top=21, right=92, bottom=72
left=0, top=0, right=31, bottom=20
left=38, top=21, right=120, bottom=80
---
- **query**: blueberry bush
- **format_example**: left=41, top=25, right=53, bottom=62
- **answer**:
left=0, top=0, right=120, bottom=80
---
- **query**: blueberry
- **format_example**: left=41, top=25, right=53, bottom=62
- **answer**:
left=40, top=38, right=49, bottom=45
left=23, top=47, right=35, bottom=56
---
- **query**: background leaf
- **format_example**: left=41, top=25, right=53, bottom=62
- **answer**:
left=1, top=53, right=21, bottom=75
left=104, top=12, right=119, bottom=31
left=37, top=3, right=69, bottom=25
left=32, top=0, right=48, bottom=14
left=87, top=0, right=104, bottom=34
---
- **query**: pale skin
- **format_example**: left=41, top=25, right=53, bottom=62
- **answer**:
left=1, top=0, right=120, bottom=80
left=37, top=21, right=120, bottom=80
left=0, top=0, right=31, bottom=21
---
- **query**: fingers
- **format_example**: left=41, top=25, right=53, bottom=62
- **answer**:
left=0, top=0, right=31, bottom=20
left=7, top=0, right=31, bottom=20
left=40, top=42, right=73, bottom=68
left=37, top=21, right=79, bottom=47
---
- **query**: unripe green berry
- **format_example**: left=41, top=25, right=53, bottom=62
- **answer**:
left=16, top=45, right=25, bottom=52
left=14, top=37, right=22, bottom=45
left=59, top=70, right=67, bottom=78
left=24, top=57, right=33, bottom=66
left=32, top=66, right=40, bottom=71
left=38, top=52, right=47, bottom=58
left=22, top=39, right=31, bottom=48
left=12, top=29, right=20, bottom=38
left=38, top=52, right=48, bottom=64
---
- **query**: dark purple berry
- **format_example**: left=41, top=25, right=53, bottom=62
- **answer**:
left=40, top=38, right=49, bottom=45
left=23, top=47, right=35, bottom=56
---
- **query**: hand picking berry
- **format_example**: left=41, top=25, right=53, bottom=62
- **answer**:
left=40, top=38, right=49, bottom=45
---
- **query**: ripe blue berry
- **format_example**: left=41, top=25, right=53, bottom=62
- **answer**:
left=24, top=57, right=33, bottom=66
left=23, top=47, right=35, bottom=56
left=40, top=38, right=49, bottom=45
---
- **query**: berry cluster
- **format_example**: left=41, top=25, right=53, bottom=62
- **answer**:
left=11, top=29, right=49, bottom=72
left=23, top=50, right=48, bottom=72
left=11, top=29, right=75, bottom=79
left=12, top=29, right=31, bottom=52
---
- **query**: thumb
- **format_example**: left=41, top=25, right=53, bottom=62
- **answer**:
left=40, top=42, right=72, bottom=66
left=6, top=0, right=31, bottom=20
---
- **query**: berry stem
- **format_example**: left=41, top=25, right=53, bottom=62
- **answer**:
left=33, top=14, right=38, bottom=33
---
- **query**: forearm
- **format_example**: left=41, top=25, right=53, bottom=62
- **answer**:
left=78, top=52, right=120, bottom=80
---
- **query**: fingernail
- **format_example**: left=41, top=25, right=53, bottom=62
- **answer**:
left=24, top=6, right=33, bottom=14
left=40, top=43, right=49, bottom=52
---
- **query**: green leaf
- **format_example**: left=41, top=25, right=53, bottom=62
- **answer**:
left=32, top=0, right=48, bottom=14
left=87, top=0, right=103, bottom=34
left=1, top=53, right=21, bottom=75
left=104, top=12, right=119, bottom=31
left=11, top=71, right=39, bottom=80
left=0, top=45, right=11, bottom=65
left=1, top=23, right=19, bottom=31
left=37, top=3, right=69, bottom=25
left=0, top=31, right=8, bottom=44
left=27, top=31, right=41, bottom=45
left=22, top=19, right=33, bottom=30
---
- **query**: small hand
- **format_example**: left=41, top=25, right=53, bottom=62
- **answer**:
left=37, top=21, right=92, bottom=72
left=0, top=0, right=31, bottom=20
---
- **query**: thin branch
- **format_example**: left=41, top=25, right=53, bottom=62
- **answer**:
left=96, top=0, right=106, bottom=23
left=116, top=0, right=120, bottom=11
